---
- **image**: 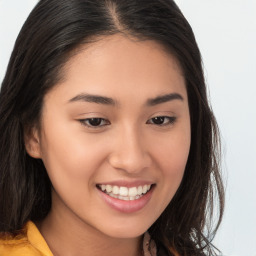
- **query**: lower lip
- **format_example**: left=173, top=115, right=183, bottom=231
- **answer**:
left=97, top=187, right=154, bottom=213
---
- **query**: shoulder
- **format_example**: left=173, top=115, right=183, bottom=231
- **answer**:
left=0, top=233, right=40, bottom=256
left=0, top=221, right=53, bottom=256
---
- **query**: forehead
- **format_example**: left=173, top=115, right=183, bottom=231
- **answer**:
left=48, top=34, right=187, bottom=103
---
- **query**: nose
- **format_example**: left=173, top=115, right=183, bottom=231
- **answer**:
left=108, top=126, right=152, bottom=174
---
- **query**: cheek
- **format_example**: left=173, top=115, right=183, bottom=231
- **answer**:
left=154, top=127, right=190, bottom=167
left=162, top=137, right=190, bottom=175
left=39, top=121, right=110, bottom=191
left=151, top=128, right=190, bottom=194
left=160, top=146, right=188, bottom=190
left=39, top=131, right=113, bottom=212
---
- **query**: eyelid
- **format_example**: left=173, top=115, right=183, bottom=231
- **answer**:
left=77, top=114, right=177, bottom=129
left=146, top=115, right=177, bottom=126
left=78, top=117, right=110, bottom=128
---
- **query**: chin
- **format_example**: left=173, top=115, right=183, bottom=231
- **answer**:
left=95, top=219, right=154, bottom=239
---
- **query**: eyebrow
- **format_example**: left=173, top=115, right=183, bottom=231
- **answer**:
left=146, top=93, right=183, bottom=106
left=68, top=93, right=117, bottom=106
left=68, top=92, right=183, bottom=106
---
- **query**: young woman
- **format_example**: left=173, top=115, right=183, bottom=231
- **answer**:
left=0, top=0, right=224, bottom=255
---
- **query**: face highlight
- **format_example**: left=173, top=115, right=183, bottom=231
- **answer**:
left=28, top=34, right=191, bottom=240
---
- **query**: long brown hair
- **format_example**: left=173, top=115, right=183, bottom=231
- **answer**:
left=0, top=0, right=224, bottom=255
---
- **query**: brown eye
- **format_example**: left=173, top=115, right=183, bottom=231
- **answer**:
left=88, top=118, right=103, bottom=126
left=147, top=116, right=176, bottom=126
left=152, top=117, right=165, bottom=125
left=79, top=118, right=110, bottom=127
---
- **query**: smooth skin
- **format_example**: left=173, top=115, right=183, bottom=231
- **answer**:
left=25, top=34, right=191, bottom=256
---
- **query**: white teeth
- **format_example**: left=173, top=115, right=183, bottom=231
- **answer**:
left=98, top=184, right=152, bottom=201
left=106, top=185, right=112, bottom=193
left=137, top=186, right=143, bottom=195
left=112, top=186, right=119, bottom=195
left=142, top=185, right=148, bottom=194
left=119, top=186, right=128, bottom=196
left=128, top=187, right=137, bottom=197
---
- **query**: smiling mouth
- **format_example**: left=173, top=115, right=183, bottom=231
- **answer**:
left=96, top=184, right=153, bottom=201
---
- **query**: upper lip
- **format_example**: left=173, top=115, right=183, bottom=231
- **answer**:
left=96, top=180, right=155, bottom=188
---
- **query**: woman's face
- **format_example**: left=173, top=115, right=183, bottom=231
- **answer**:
left=30, top=34, right=191, bottom=238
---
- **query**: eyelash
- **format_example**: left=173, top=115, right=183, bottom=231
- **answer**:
left=79, top=116, right=177, bottom=128
left=146, top=116, right=177, bottom=126
left=79, top=118, right=110, bottom=128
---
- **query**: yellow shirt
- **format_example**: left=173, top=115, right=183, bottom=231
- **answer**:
left=0, top=221, right=53, bottom=256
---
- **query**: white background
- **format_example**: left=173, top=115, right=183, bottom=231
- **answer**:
left=0, top=1, right=255, bottom=255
